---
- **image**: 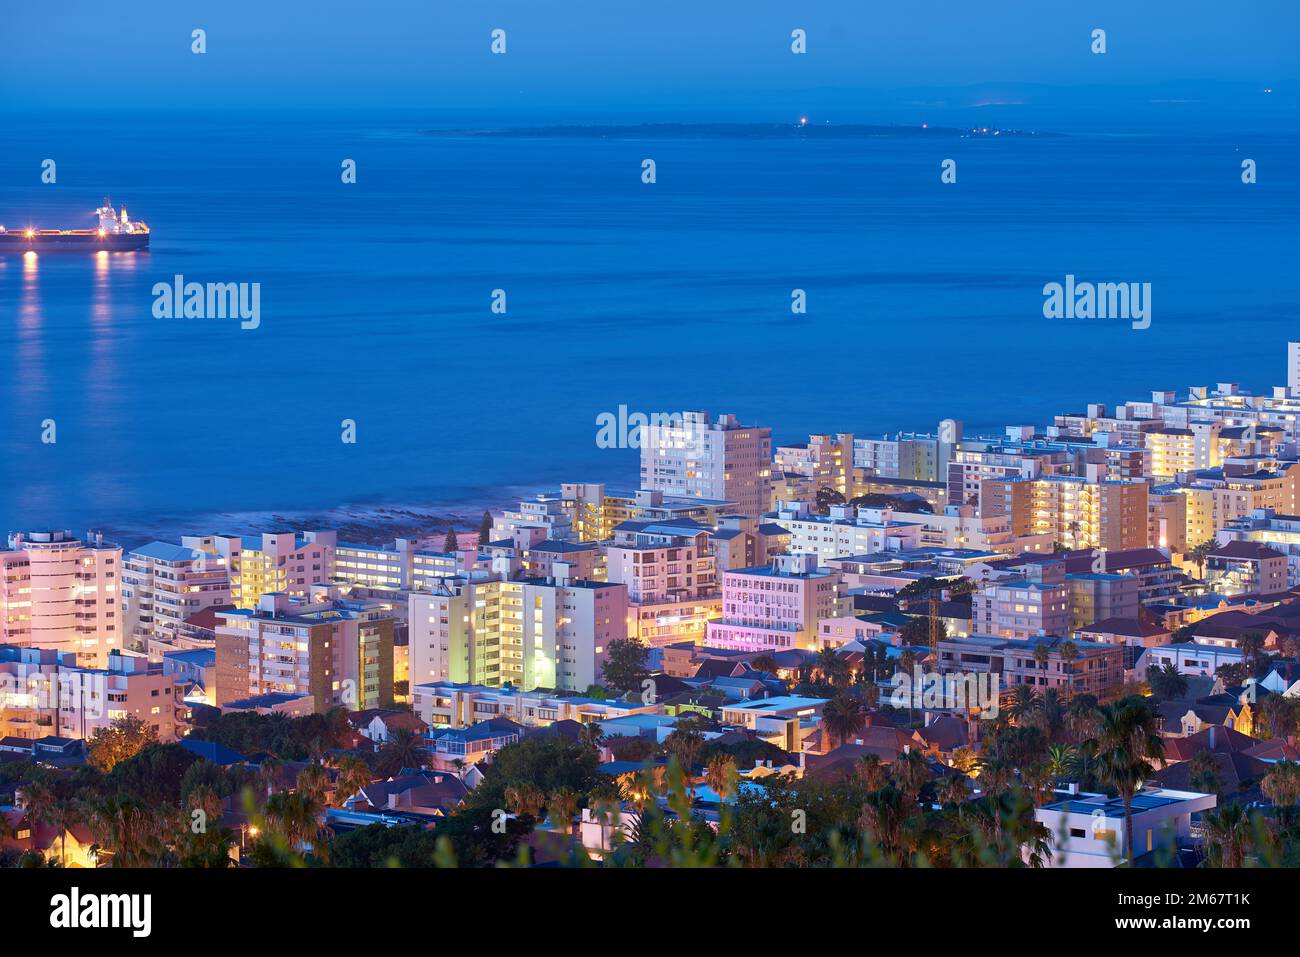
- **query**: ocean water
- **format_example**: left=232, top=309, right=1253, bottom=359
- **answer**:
left=1, top=112, right=1297, bottom=541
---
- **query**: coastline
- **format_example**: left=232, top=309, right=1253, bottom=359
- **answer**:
left=93, top=492, right=543, bottom=552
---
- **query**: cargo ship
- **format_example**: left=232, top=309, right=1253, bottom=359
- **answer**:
left=0, top=199, right=149, bottom=251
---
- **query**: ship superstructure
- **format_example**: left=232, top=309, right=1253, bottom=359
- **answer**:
left=0, top=198, right=150, bottom=251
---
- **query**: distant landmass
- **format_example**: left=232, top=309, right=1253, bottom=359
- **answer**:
left=420, top=122, right=1057, bottom=140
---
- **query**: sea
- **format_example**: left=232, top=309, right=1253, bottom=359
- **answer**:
left=1, top=110, right=1297, bottom=546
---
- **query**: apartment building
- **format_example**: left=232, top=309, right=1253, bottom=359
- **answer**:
left=935, top=634, right=1126, bottom=699
left=0, top=530, right=122, bottom=668
left=980, top=472, right=1150, bottom=551
left=971, top=561, right=1070, bottom=639
left=408, top=572, right=628, bottom=693
left=497, top=485, right=737, bottom=544
left=524, top=540, right=602, bottom=582
left=0, top=645, right=186, bottom=743
left=774, top=433, right=854, bottom=496
left=1221, top=508, right=1300, bottom=586
left=189, top=531, right=337, bottom=609
left=1205, top=540, right=1288, bottom=595
left=640, top=411, right=772, bottom=518
left=770, top=502, right=925, bottom=562
left=1145, top=421, right=1223, bottom=479
left=1178, top=461, right=1300, bottom=547
left=1148, top=485, right=1189, bottom=554
left=853, top=422, right=961, bottom=483
left=215, top=588, right=394, bottom=714
left=1066, top=572, right=1140, bottom=630
left=411, top=680, right=659, bottom=731
left=334, top=538, right=419, bottom=590
left=710, top=515, right=791, bottom=571
left=604, top=520, right=720, bottom=646
left=600, top=487, right=737, bottom=536
left=706, top=553, right=840, bottom=652
left=897, top=503, right=1053, bottom=555
left=121, top=542, right=231, bottom=644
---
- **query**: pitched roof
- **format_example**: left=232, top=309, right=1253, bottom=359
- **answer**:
left=1210, top=540, right=1285, bottom=561
left=1163, top=725, right=1257, bottom=762
left=1148, top=750, right=1269, bottom=792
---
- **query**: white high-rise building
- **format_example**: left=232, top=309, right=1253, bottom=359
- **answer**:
left=640, top=411, right=772, bottom=518
left=409, top=573, right=627, bottom=693
left=0, top=530, right=122, bottom=667
left=1288, top=341, right=1300, bottom=397
left=121, top=542, right=232, bottom=644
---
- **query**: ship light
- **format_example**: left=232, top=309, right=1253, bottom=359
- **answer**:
left=97, top=228, right=106, bottom=239
left=25, top=228, right=34, bottom=239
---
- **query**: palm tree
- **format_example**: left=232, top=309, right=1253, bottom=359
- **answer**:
left=46, top=798, right=83, bottom=866
left=186, top=784, right=223, bottom=830
left=1202, top=804, right=1252, bottom=868
left=975, top=750, right=1015, bottom=799
left=546, top=788, right=580, bottom=837
left=504, top=784, right=545, bottom=821
left=936, top=773, right=969, bottom=807
left=1146, top=662, right=1189, bottom=701
left=295, top=763, right=331, bottom=805
left=1188, top=750, right=1223, bottom=798
left=1059, top=641, right=1079, bottom=703
left=1066, top=694, right=1101, bottom=743
left=262, top=791, right=329, bottom=858
left=88, top=796, right=167, bottom=867
left=1007, top=685, right=1041, bottom=724
left=1262, top=759, right=1300, bottom=813
left=749, top=654, right=779, bottom=676
left=890, top=750, right=931, bottom=804
left=664, top=726, right=705, bottom=776
left=332, top=756, right=374, bottom=807
left=19, top=781, right=55, bottom=854
left=820, top=693, right=866, bottom=750
left=1032, top=644, right=1050, bottom=683
left=814, top=647, right=850, bottom=688
left=578, top=722, right=604, bottom=752
left=703, top=755, right=738, bottom=802
left=256, top=757, right=284, bottom=800
left=1092, top=697, right=1166, bottom=866
left=1188, top=538, right=1217, bottom=581
left=375, top=727, right=427, bottom=775
left=1045, top=743, right=1080, bottom=785
left=1238, top=632, right=1266, bottom=671
left=1258, top=694, right=1298, bottom=741
left=856, top=753, right=888, bottom=791
left=858, top=786, right=910, bottom=863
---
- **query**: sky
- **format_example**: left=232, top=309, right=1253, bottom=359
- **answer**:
left=3, top=1, right=1297, bottom=125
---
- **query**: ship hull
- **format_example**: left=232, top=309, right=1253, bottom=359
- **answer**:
left=0, top=232, right=149, bottom=252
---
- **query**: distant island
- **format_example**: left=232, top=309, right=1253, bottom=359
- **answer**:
left=420, top=122, right=1056, bottom=140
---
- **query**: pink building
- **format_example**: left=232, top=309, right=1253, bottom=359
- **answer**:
left=0, top=530, right=122, bottom=667
left=971, top=560, right=1070, bottom=639
left=0, top=645, right=187, bottom=743
left=604, top=520, right=720, bottom=646
left=706, top=554, right=840, bottom=652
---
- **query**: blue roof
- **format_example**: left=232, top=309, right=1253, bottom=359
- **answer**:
left=179, top=738, right=247, bottom=766
left=131, top=541, right=208, bottom=563
left=163, top=648, right=216, bottom=667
